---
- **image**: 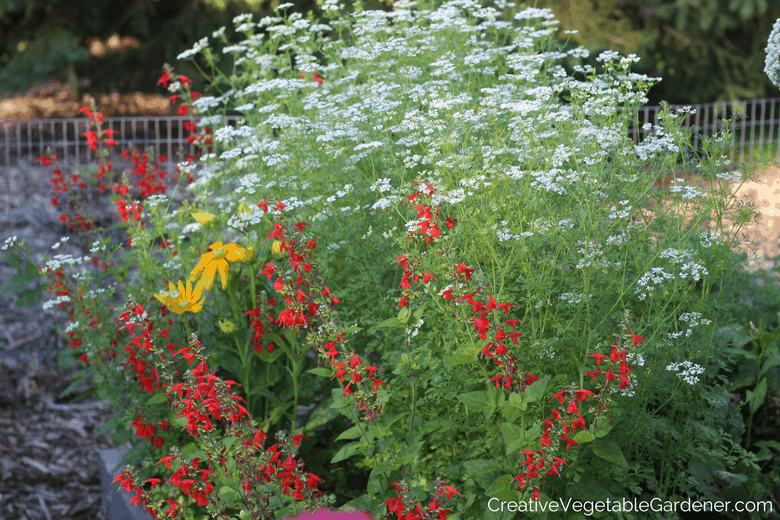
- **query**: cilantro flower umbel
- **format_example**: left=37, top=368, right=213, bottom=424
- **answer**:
left=189, top=242, right=255, bottom=291
left=154, top=280, right=205, bottom=314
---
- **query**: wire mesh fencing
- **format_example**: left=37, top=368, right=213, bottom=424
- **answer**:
left=2, top=97, right=780, bottom=172
left=0, top=116, right=246, bottom=172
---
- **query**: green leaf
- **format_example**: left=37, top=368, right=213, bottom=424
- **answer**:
left=746, top=377, right=768, bottom=414
left=22, top=261, right=39, bottom=284
left=397, top=441, right=424, bottom=465
left=463, top=459, right=504, bottom=476
left=523, top=374, right=550, bottom=403
left=372, top=460, right=400, bottom=476
left=445, top=343, right=480, bottom=368
left=759, top=354, right=780, bottom=378
left=330, top=387, right=347, bottom=409
left=501, top=422, right=524, bottom=445
left=331, top=441, right=361, bottom=463
left=573, top=430, right=596, bottom=444
left=373, top=317, right=403, bottom=330
left=15, top=288, right=43, bottom=308
left=0, top=250, right=22, bottom=269
left=111, top=428, right=132, bottom=446
left=304, top=398, right=340, bottom=434
left=486, top=474, right=515, bottom=497
left=218, top=486, right=241, bottom=509
left=398, top=307, right=411, bottom=324
left=592, top=439, right=628, bottom=468
left=146, top=392, right=167, bottom=406
left=594, top=418, right=617, bottom=438
left=307, top=367, right=333, bottom=377
left=0, top=273, right=27, bottom=297
left=755, top=440, right=780, bottom=451
left=254, top=347, right=284, bottom=363
left=57, top=348, right=76, bottom=369
left=341, top=326, right=363, bottom=334
left=58, top=378, right=83, bottom=399
left=457, top=390, right=492, bottom=413
left=335, top=425, right=362, bottom=441
left=95, top=418, right=118, bottom=438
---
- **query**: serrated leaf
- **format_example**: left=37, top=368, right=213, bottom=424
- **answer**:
left=486, top=474, right=514, bottom=497
left=457, top=391, right=492, bottom=413
left=307, top=367, right=333, bottom=377
left=218, top=486, right=241, bottom=508
left=523, top=374, right=550, bottom=403
left=592, top=439, right=628, bottom=468
left=445, top=349, right=474, bottom=367
left=335, top=425, right=362, bottom=442
left=331, top=441, right=361, bottom=463
left=397, top=441, right=424, bottom=465
left=501, top=423, right=524, bottom=444
left=446, top=342, right=481, bottom=368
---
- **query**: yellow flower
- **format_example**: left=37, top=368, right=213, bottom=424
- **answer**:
left=189, top=241, right=255, bottom=291
left=191, top=210, right=216, bottom=224
left=154, top=280, right=205, bottom=314
left=236, top=202, right=252, bottom=216
left=271, top=240, right=282, bottom=256
left=218, top=319, right=237, bottom=334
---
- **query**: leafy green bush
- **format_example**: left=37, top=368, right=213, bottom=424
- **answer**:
left=8, top=1, right=779, bottom=519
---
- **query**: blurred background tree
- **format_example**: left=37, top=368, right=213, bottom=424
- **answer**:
left=0, top=0, right=317, bottom=99
left=536, top=0, right=780, bottom=106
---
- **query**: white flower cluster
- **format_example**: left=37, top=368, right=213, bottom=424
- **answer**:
left=559, top=292, right=594, bottom=305
left=42, top=294, right=71, bottom=310
left=89, top=240, right=108, bottom=254
left=1, top=236, right=18, bottom=251
left=144, top=194, right=169, bottom=208
left=40, top=253, right=88, bottom=274
left=177, top=37, right=209, bottom=61
left=666, top=361, right=705, bottom=385
left=51, top=236, right=70, bottom=249
left=765, top=18, right=780, bottom=88
left=698, top=232, right=722, bottom=249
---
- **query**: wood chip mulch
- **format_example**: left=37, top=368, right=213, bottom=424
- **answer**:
left=0, top=347, right=114, bottom=520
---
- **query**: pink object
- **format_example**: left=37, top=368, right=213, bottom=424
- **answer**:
left=283, top=509, right=375, bottom=520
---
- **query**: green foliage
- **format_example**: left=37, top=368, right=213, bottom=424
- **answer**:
left=536, top=0, right=780, bottom=106
left=0, top=247, right=47, bottom=308
left=10, top=1, right=780, bottom=519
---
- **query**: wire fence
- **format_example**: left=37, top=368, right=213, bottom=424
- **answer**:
left=0, top=116, right=246, bottom=172
left=1, top=97, right=780, bottom=171
left=626, top=97, right=780, bottom=164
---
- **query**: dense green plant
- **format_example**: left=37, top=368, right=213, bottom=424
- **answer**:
left=6, top=1, right=780, bottom=519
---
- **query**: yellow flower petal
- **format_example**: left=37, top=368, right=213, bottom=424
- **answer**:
left=191, top=210, right=215, bottom=224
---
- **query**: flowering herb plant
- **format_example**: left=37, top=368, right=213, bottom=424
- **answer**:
left=4, top=0, right=779, bottom=519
